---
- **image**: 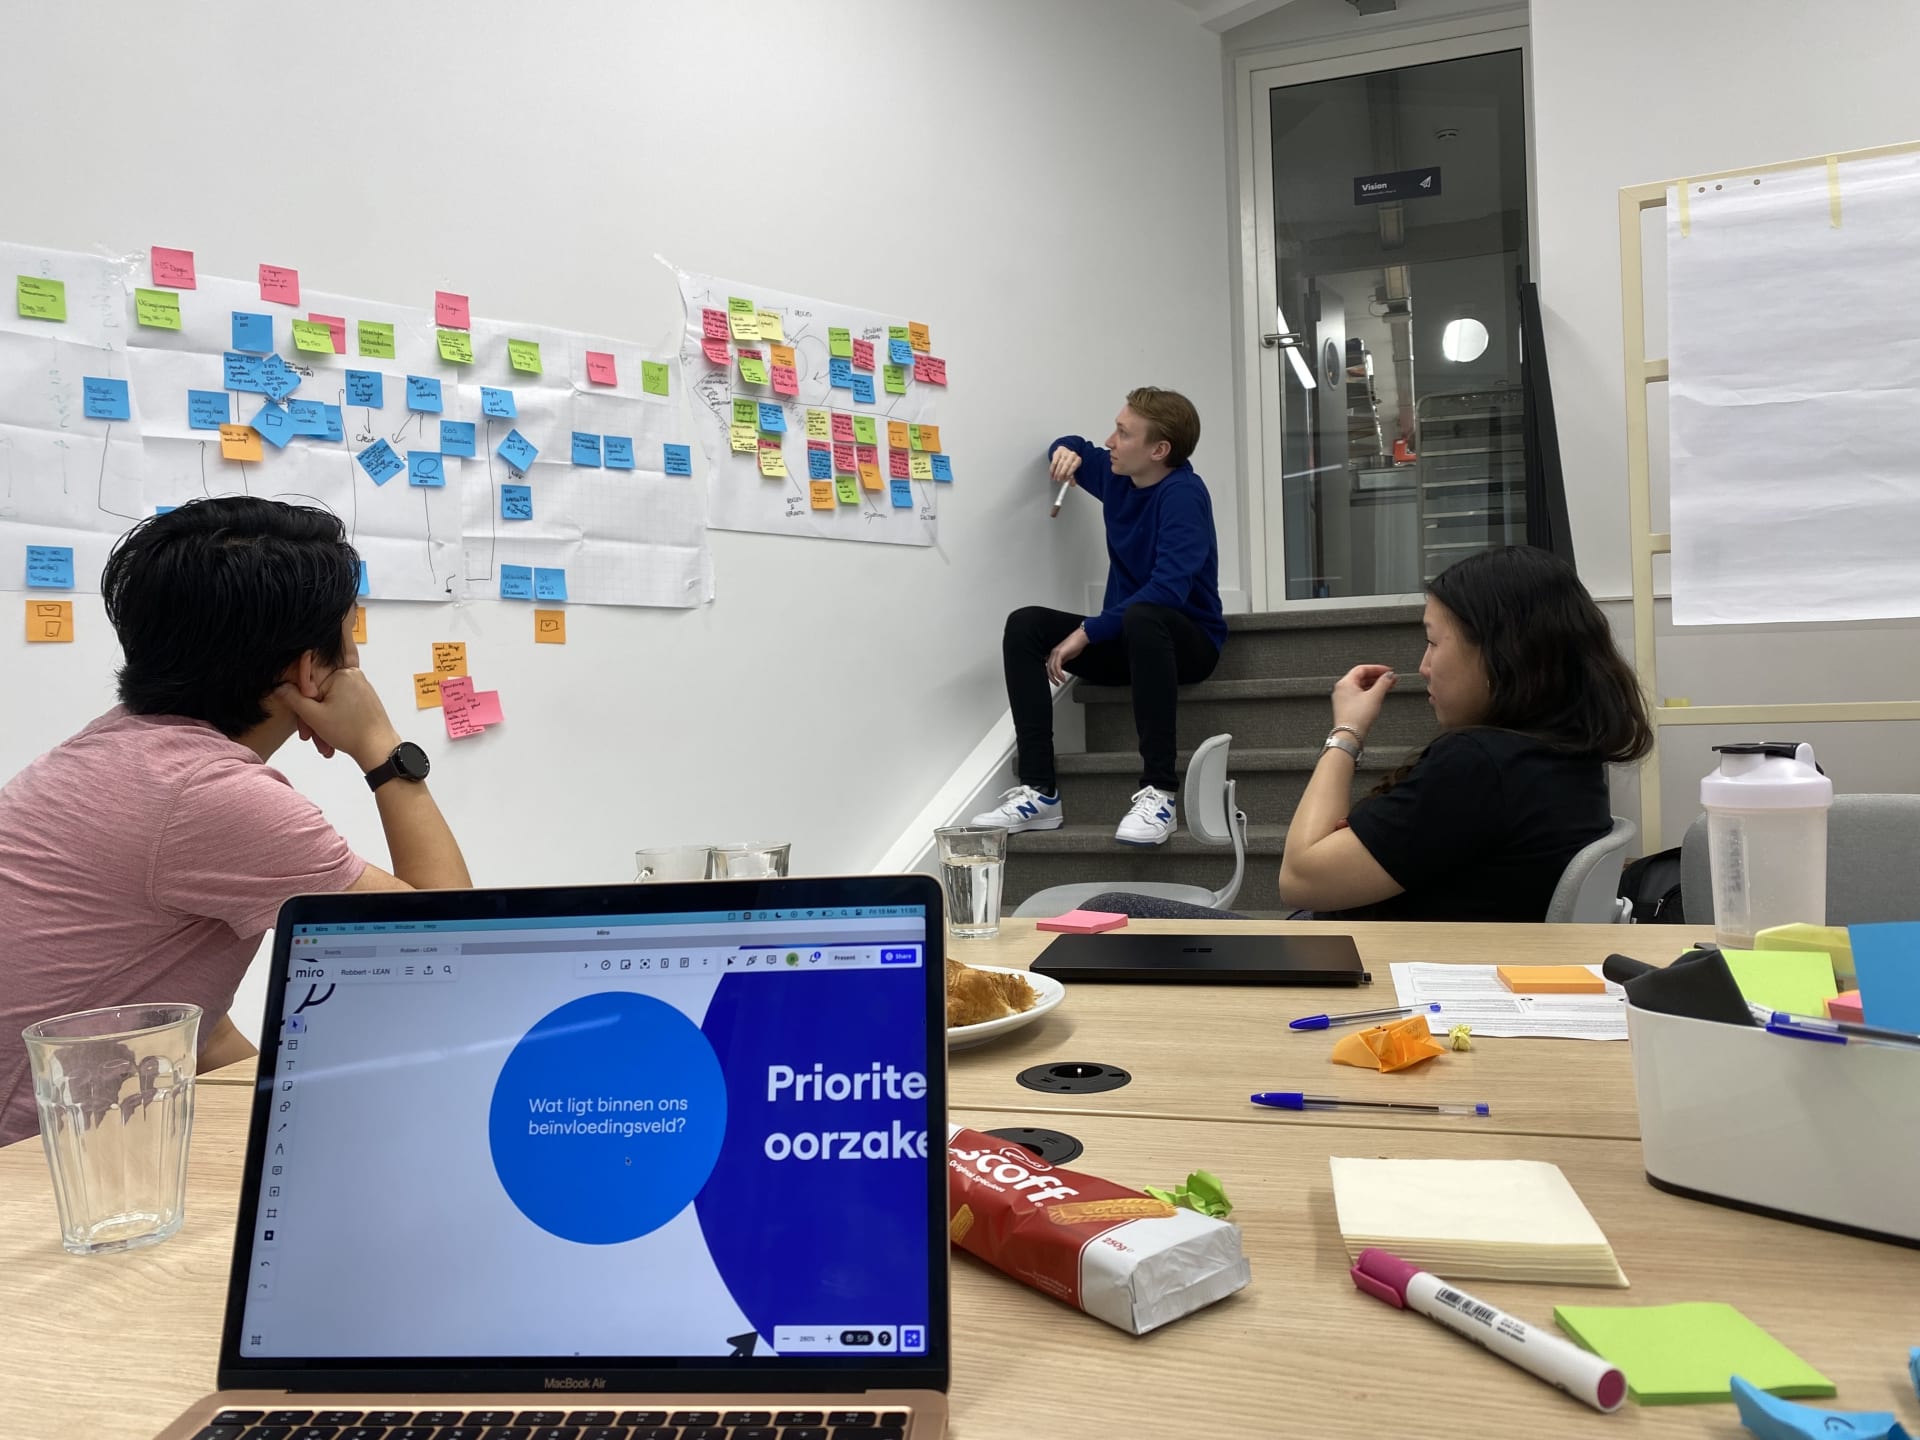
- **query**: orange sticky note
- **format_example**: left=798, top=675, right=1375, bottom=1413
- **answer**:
left=219, top=424, right=263, bottom=462
left=919, top=424, right=942, bottom=453
left=809, top=479, right=834, bottom=510
left=431, top=641, right=467, bottom=676
left=534, top=609, right=567, bottom=644
left=26, top=600, right=72, bottom=643
left=1496, top=965, right=1607, bottom=994
left=908, top=321, right=931, bottom=352
left=858, top=461, right=882, bottom=491
left=413, top=672, right=443, bottom=709
left=1330, top=1015, right=1447, bottom=1072
left=887, top=420, right=910, bottom=450
left=769, top=343, right=796, bottom=368
left=351, top=606, right=367, bottom=644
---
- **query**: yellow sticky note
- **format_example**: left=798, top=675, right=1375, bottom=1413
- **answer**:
left=758, top=443, right=787, bottom=478
left=16, top=276, right=66, bottom=321
left=351, top=606, right=367, bottom=644
left=739, top=355, right=769, bottom=386
left=835, top=477, right=860, bottom=505
left=727, top=297, right=760, bottom=341
left=809, top=479, right=835, bottom=509
left=507, top=338, right=542, bottom=374
left=134, top=288, right=182, bottom=330
left=414, top=672, right=443, bottom=709
left=770, top=343, right=796, bottom=369
left=908, top=321, right=931, bottom=352
left=909, top=424, right=924, bottom=451
left=909, top=453, right=934, bottom=481
left=887, top=420, right=910, bottom=450
left=730, top=423, right=758, bottom=453
left=858, top=461, right=882, bottom=491
left=26, top=599, right=73, bottom=643
left=432, top=641, right=467, bottom=676
left=291, top=319, right=335, bottom=354
left=757, top=310, right=784, bottom=342
left=804, top=409, right=831, bottom=440
left=920, top=424, right=942, bottom=453
left=220, top=424, right=263, bottom=462
left=534, top=609, right=567, bottom=644
left=437, top=328, right=474, bottom=364
left=1721, top=949, right=1840, bottom=1016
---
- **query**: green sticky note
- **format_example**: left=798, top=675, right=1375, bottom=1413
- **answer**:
left=641, top=360, right=669, bottom=396
left=1144, top=1169, right=1233, bottom=1219
left=357, top=320, right=396, bottom=359
left=739, top=356, right=769, bottom=386
left=828, top=326, right=852, bottom=358
left=292, top=319, right=335, bottom=354
left=835, top=477, right=860, bottom=505
left=731, top=398, right=758, bottom=427
left=1720, top=948, right=1838, bottom=1016
left=884, top=363, right=908, bottom=395
left=17, top=276, right=66, bottom=321
left=851, top=415, right=877, bottom=445
left=1553, top=1303, right=1835, bottom=1406
left=134, top=287, right=182, bottom=330
left=437, top=328, right=474, bottom=364
left=888, top=324, right=909, bottom=343
left=508, top=339, right=542, bottom=374
left=908, top=423, right=924, bottom=450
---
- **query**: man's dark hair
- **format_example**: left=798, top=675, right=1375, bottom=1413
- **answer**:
left=101, top=498, right=361, bottom=738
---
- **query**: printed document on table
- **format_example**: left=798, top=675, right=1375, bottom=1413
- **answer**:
left=1388, top=964, right=1628, bottom=1040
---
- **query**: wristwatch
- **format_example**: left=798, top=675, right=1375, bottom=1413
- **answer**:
left=364, top=741, right=431, bottom=792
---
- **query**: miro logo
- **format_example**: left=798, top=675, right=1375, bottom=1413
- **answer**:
left=292, top=966, right=326, bottom=979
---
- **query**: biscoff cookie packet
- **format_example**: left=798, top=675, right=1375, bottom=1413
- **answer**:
left=946, top=1125, right=1251, bottom=1334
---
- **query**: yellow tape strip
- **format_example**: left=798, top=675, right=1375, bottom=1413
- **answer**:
left=1676, top=180, right=1691, bottom=237
left=1827, top=155, right=1842, bottom=228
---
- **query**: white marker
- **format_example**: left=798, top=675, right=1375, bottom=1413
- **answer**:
left=1050, top=480, right=1070, bottom=518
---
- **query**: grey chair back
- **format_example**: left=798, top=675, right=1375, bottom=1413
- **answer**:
left=1546, top=816, right=1637, bottom=924
left=1680, top=793, right=1920, bottom=926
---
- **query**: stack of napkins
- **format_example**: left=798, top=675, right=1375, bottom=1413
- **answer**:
left=1329, top=1157, right=1628, bottom=1286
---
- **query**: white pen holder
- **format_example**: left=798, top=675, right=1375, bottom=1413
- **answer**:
left=1627, top=1003, right=1920, bottom=1245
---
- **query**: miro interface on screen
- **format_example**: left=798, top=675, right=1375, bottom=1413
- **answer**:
left=242, top=905, right=934, bottom=1361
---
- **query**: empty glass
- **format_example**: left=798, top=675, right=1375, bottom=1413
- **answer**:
left=711, top=842, right=792, bottom=879
left=935, top=826, right=1007, bottom=939
left=24, top=1002, right=202, bottom=1255
left=634, top=845, right=715, bottom=883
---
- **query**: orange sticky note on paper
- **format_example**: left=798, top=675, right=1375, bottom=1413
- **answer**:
left=1330, top=1015, right=1447, bottom=1072
left=535, top=609, right=566, bottom=644
left=919, top=424, right=942, bottom=453
left=431, top=641, right=467, bottom=676
left=413, top=672, right=443, bottom=709
left=1496, top=965, right=1607, bottom=994
left=908, top=321, right=931, bottom=352
left=809, top=480, right=835, bottom=510
left=351, top=606, right=367, bottom=644
left=887, top=420, right=910, bottom=450
left=26, top=600, right=72, bottom=643
left=219, top=424, right=263, bottom=462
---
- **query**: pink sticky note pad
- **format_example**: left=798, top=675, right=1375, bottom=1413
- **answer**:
left=1826, top=990, right=1864, bottom=1022
left=586, top=350, right=618, bottom=386
left=701, top=338, right=730, bottom=366
left=151, top=246, right=196, bottom=289
left=435, top=291, right=470, bottom=329
left=701, top=308, right=729, bottom=341
left=469, top=690, right=504, bottom=727
left=771, top=364, right=798, bottom=395
left=259, top=264, right=300, bottom=306
left=851, top=338, right=875, bottom=371
left=1035, top=909, right=1129, bottom=934
left=308, top=313, right=346, bottom=354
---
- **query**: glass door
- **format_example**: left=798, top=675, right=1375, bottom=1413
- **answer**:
left=1251, top=43, right=1530, bottom=602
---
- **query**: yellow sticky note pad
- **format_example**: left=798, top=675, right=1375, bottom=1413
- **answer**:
left=757, top=310, right=784, bottom=342
left=909, top=454, right=934, bottom=481
left=437, top=328, right=474, bottom=364
left=414, top=672, right=443, bottom=709
left=908, top=321, right=931, bottom=352
left=534, top=609, right=566, bottom=644
left=26, top=599, right=73, bottom=643
left=351, top=606, right=367, bottom=644
left=432, top=641, right=467, bottom=676
left=729, top=423, right=758, bottom=453
left=835, top=477, right=860, bottom=505
left=1496, top=965, right=1607, bottom=994
left=809, top=480, right=835, bottom=509
left=220, top=424, right=263, bottom=462
left=804, top=409, right=831, bottom=440
left=727, top=297, right=760, bottom=341
left=758, top=444, right=787, bottom=478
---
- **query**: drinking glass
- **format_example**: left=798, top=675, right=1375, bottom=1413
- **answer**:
left=935, top=826, right=1007, bottom=939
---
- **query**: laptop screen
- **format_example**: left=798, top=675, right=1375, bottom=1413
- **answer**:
left=235, top=896, right=938, bottom=1368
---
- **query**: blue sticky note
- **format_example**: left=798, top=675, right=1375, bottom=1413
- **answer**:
left=890, top=479, right=913, bottom=508
left=232, top=311, right=273, bottom=353
left=603, top=435, right=635, bottom=470
left=807, top=447, right=832, bottom=480
left=1848, top=923, right=1920, bottom=1031
left=1730, top=1376, right=1901, bottom=1440
left=320, top=404, right=344, bottom=443
left=480, top=386, right=517, bottom=419
left=406, top=375, right=444, bottom=413
left=930, top=453, right=953, bottom=483
left=260, top=355, right=300, bottom=402
left=155, top=506, right=175, bottom=515
left=286, top=399, right=328, bottom=436
left=1908, top=1347, right=1918, bottom=1400
left=187, top=390, right=229, bottom=430
left=663, top=442, right=693, bottom=476
left=500, top=564, right=534, bottom=600
left=223, top=352, right=267, bottom=394
left=355, top=438, right=406, bottom=486
left=498, top=428, right=538, bottom=472
left=889, top=338, right=913, bottom=365
left=357, top=560, right=369, bottom=597
left=757, top=402, right=786, bottom=433
left=83, top=377, right=131, bottom=421
left=501, top=483, right=533, bottom=521
left=344, top=370, right=384, bottom=408
left=439, top=420, right=476, bottom=458
left=829, top=357, right=854, bottom=389
left=251, top=401, right=295, bottom=448
left=534, top=567, right=568, bottom=602
left=25, top=545, right=75, bottom=589
left=408, top=451, right=446, bottom=488
left=851, top=373, right=876, bottom=405
left=571, top=431, right=602, bottom=467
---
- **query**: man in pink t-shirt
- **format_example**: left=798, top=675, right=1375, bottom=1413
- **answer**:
left=0, top=498, right=471, bottom=1146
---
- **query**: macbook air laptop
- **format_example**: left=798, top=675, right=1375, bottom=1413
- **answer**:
left=1032, top=930, right=1369, bottom=986
left=157, top=876, right=950, bottom=1440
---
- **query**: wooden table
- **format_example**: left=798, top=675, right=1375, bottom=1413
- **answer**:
left=947, top=920, right=1680, bottom=1140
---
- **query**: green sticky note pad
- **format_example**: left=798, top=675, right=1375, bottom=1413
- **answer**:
left=358, top=320, right=396, bottom=359
left=437, top=328, right=474, bottom=364
left=17, top=276, right=67, bottom=321
left=508, top=339, right=542, bottom=374
left=888, top=325, right=909, bottom=343
left=884, top=364, right=908, bottom=395
left=739, top=356, right=769, bottom=386
left=641, top=360, right=669, bottom=396
left=1720, top=948, right=1838, bottom=1016
left=828, top=327, right=852, bottom=358
left=732, top=398, right=758, bottom=427
left=1554, top=1303, right=1835, bottom=1406
left=852, top=415, right=877, bottom=445
left=835, top=477, right=860, bottom=505
left=292, top=319, right=335, bottom=354
left=134, top=287, right=182, bottom=330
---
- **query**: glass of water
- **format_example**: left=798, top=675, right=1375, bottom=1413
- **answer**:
left=634, top=845, right=714, bottom=882
left=935, top=825, right=1008, bottom=939
left=24, top=1002, right=202, bottom=1255
left=711, top=842, right=792, bottom=879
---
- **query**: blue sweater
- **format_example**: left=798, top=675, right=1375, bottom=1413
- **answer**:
left=1052, top=435, right=1227, bottom=650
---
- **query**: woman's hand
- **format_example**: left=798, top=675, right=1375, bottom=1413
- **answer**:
left=1331, top=664, right=1397, bottom=741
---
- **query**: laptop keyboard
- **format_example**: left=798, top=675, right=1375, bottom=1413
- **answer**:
left=198, top=1411, right=911, bottom=1440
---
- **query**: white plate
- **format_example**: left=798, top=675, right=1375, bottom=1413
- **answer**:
left=946, top=965, right=1066, bottom=1050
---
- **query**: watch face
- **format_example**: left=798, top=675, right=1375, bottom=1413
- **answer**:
left=391, top=741, right=431, bottom=780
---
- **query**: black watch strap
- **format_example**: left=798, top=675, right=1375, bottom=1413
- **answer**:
left=365, top=741, right=429, bottom=792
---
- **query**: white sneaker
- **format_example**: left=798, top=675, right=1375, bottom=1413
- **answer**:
left=970, top=784, right=1064, bottom=833
left=1115, top=785, right=1178, bottom=846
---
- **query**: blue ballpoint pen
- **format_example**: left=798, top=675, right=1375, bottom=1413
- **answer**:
left=1289, top=1002, right=1441, bottom=1032
left=1749, top=1001, right=1920, bottom=1050
left=1250, top=1091, right=1491, bottom=1116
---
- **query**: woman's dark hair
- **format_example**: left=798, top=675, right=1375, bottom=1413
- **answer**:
left=101, top=498, right=361, bottom=738
left=1426, top=545, right=1653, bottom=764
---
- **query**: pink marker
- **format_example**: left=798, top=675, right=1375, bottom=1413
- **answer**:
left=1350, top=1248, right=1626, bottom=1413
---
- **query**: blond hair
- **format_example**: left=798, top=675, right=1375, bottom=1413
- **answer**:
left=1124, top=387, right=1200, bottom=468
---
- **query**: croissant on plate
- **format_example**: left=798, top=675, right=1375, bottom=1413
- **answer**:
left=946, top=957, right=1038, bottom=1028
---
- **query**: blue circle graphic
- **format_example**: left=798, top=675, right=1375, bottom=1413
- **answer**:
left=489, top=991, right=728, bottom=1244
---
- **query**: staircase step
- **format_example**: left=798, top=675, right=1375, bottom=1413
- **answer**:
left=1054, top=746, right=1398, bottom=825
left=1001, top=825, right=1285, bottom=909
left=1007, top=822, right=1289, bottom=855
left=1076, top=675, right=1438, bottom=752
left=1213, top=605, right=1428, bottom=683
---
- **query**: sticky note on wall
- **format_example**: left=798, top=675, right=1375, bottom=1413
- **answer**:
left=535, top=609, right=566, bottom=644
left=26, top=599, right=73, bottom=642
left=432, top=641, right=467, bottom=676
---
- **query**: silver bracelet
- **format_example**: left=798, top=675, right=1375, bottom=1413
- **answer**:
left=1323, top=733, right=1362, bottom=762
left=1329, top=723, right=1364, bottom=741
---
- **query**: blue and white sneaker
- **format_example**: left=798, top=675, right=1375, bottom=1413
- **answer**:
left=1115, top=785, right=1177, bottom=846
left=971, top=784, right=1063, bottom=833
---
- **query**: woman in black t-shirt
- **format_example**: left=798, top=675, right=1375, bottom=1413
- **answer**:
left=1278, top=546, right=1653, bottom=922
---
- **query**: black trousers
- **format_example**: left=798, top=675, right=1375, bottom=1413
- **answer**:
left=1003, top=603, right=1220, bottom=793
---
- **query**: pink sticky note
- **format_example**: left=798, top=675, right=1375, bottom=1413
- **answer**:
left=469, top=690, right=505, bottom=727
left=889, top=448, right=911, bottom=479
left=701, top=308, right=729, bottom=341
left=585, top=350, right=618, bottom=386
left=916, top=355, right=948, bottom=385
left=856, top=442, right=878, bottom=466
left=851, top=338, right=875, bottom=371
left=1826, top=990, right=1864, bottom=1022
left=435, top=291, right=470, bottom=329
left=1035, top=909, right=1129, bottom=934
left=438, top=676, right=481, bottom=739
left=151, top=246, right=196, bottom=290
left=259, top=264, right=300, bottom=306
left=832, top=441, right=856, bottom=473
left=771, top=363, right=798, bottom=395
left=308, top=313, right=347, bottom=354
left=702, top=338, right=730, bottom=366
left=831, top=413, right=855, bottom=444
